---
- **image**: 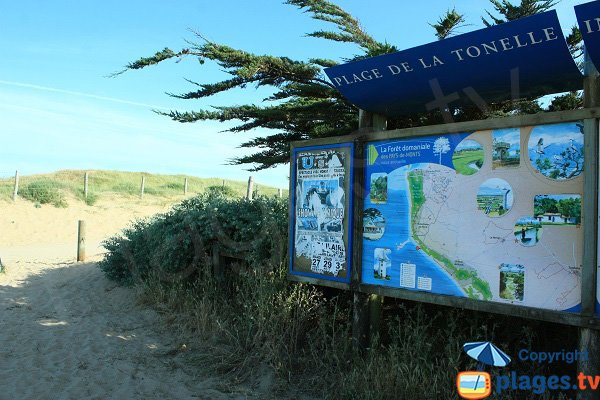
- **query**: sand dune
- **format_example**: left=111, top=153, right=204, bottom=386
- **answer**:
left=0, top=196, right=249, bottom=399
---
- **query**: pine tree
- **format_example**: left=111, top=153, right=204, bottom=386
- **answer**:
left=115, top=0, right=583, bottom=170
left=482, top=0, right=558, bottom=26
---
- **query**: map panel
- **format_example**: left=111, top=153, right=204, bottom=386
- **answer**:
left=362, top=122, right=584, bottom=311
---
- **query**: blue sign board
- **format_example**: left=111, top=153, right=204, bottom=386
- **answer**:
left=325, top=11, right=582, bottom=117
left=576, top=1, right=600, bottom=73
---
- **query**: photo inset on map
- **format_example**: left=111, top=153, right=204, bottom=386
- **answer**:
left=499, top=263, right=525, bottom=302
left=370, top=173, right=388, bottom=204
left=363, top=208, right=386, bottom=240
left=476, top=178, right=513, bottom=217
left=514, top=217, right=542, bottom=247
left=528, top=122, right=584, bottom=180
left=534, top=194, right=581, bottom=226
left=452, top=138, right=484, bottom=175
left=373, top=248, right=392, bottom=280
left=492, top=128, right=520, bottom=169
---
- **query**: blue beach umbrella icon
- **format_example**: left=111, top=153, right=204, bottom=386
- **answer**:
left=463, top=341, right=511, bottom=368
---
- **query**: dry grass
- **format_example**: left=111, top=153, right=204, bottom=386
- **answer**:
left=0, top=169, right=286, bottom=204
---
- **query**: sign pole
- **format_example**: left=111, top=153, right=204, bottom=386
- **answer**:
left=578, top=49, right=600, bottom=400
left=352, top=110, right=387, bottom=352
left=352, top=132, right=369, bottom=352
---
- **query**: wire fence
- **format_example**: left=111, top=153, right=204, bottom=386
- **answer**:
left=0, top=170, right=286, bottom=206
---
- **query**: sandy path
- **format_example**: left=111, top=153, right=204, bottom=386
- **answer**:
left=0, top=197, right=250, bottom=400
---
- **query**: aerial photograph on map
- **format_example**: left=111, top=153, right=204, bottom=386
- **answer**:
left=492, top=128, right=520, bottom=169
left=452, top=138, right=484, bottom=176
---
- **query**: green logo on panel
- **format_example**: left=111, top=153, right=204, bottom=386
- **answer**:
left=368, top=145, right=379, bottom=165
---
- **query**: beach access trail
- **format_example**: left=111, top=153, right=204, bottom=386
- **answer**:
left=0, top=197, right=249, bottom=399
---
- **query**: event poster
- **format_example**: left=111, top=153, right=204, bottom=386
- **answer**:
left=290, top=144, right=353, bottom=282
left=362, top=122, right=584, bottom=312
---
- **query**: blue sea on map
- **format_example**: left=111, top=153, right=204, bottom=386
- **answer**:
left=361, top=166, right=464, bottom=296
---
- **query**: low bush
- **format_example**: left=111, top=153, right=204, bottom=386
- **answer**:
left=162, top=182, right=184, bottom=190
left=19, top=180, right=67, bottom=207
left=75, top=190, right=99, bottom=206
left=205, top=184, right=238, bottom=198
left=99, top=191, right=288, bottom=286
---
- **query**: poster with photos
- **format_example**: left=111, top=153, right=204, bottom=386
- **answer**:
left=290, top=144, right=353, bottom=282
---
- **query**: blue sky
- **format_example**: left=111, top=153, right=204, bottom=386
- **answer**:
left=493, top=128, right=521, bottom=146
left=0, top=1, right=585, bottom=187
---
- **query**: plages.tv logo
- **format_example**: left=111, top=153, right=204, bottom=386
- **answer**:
left=457, top=371, right=492, bottom=399
left=457, top=341, right=511, bottom=399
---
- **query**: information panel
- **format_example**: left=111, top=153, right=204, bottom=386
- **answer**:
left=290, top=144, right=353, bottom=283
left=361, top=122, right=584, bottom=311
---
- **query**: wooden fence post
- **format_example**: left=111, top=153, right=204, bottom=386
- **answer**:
left=140, top=175, right=145, bottom=199
left=212, top=244, right=224, bottom=284
left=77, top=220, right=86, bottom=262
left=12, top=170, right=19, bottom=201
left=84, top=172, right=89, bottom=200
left=246, top=176, right=254, bottom=200
left=184, top=178, right=188, bottom=195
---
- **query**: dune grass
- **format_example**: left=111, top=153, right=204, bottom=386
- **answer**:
left=0, top=170, right=286, bottom=204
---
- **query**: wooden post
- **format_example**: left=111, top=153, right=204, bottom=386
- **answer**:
left=12, top=170, right=19, bottom=201
left=352, top=110, right=387, bottom=352
left=83, top=172, right=89, bottom=200
left=579, top=49, right=600, bottom=400
left=278, top=188, right=283, bottom=198
left=351, top=137, right=370, bottom=351
left=140, top=175, right=145, bottom=199
left=368, top=113, right=387, bottom=344
left=246, top=176, right=254, bottom=200
left=184, top=178, right=188, bottom=195
left=77, top=220, right=86, bottom=262
left=212, top=244, right=223, bottom=284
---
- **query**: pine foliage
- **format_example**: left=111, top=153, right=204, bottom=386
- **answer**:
left=117, top=0, right=584, bottom=170
left=430, top=8, right=467, bottom=40
left=482, top=0, right=558, bottom=26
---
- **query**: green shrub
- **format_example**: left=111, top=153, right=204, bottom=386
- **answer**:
left=205, top=185, right=237, bottom=197
left=20, top=180, right=67, bottom=207
left=163, top=182, right=184, bottom=190
left=84, top=192, right=99, bottom=206
left=98, top=192, right=288, bottom=286
left=75, top=191, right=99, bottom=206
